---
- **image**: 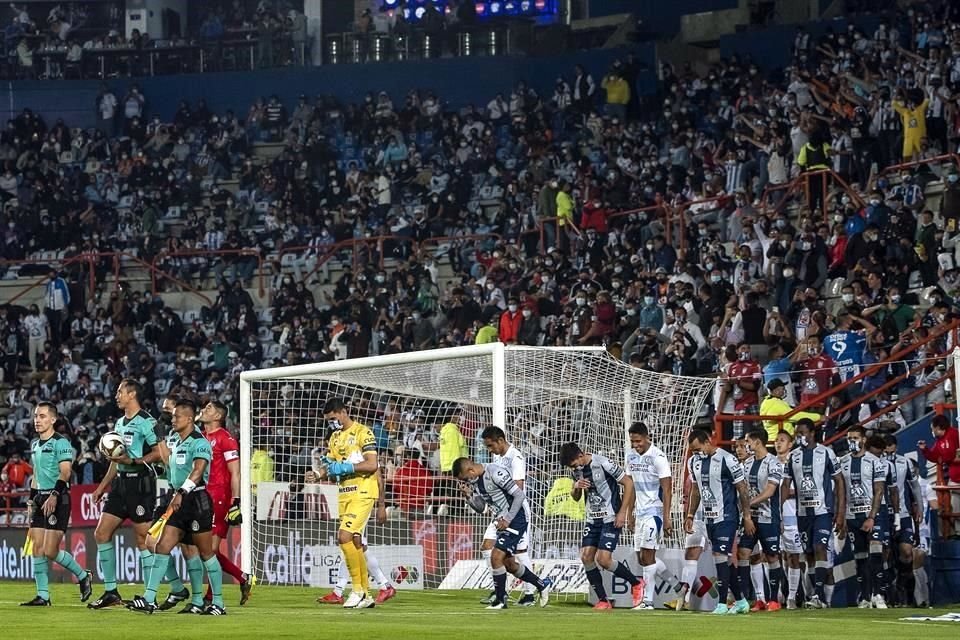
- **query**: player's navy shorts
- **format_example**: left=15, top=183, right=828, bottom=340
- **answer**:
left=29, top=489, right=70, bottom=533
left=706, top=520, right=737, bottom=554
left=739, top=521, right=781, bottom=555
left=166, top=488, right=213, bottom=543
left=494, top=523, right=527, bottom=556
left=846, top=517, right=879, bottom=553
left=797, top=514, right=833, bottom=554
left=894, top=516, right=917, bottom=546
left=103, top=471, right=156, bottom=524
left=582, top=521, right=621, bottom=552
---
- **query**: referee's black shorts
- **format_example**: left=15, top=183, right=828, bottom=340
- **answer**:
left=166, top=489, right=214, bottom=544
left=29, top=489, right=71, bottom=533
left=103, top=472, right=156, bottom=524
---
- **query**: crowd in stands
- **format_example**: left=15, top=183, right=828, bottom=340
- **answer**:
left=3, top=1, right=960, bottom=512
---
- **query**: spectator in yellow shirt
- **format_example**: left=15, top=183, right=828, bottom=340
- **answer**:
left=601, top=70, right=630, bottom=122
left=250, top=440, right=275, bottom=495
left=554, top=180, right=580, bottom=252
left=438, top=415, right=469, bottom=473
left=759, top=379, right=821, bottom=442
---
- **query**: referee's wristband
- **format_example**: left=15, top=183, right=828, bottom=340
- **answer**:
left=179, top=479, right=197, bottom=494
left=53, top=479, right=68, bottom=496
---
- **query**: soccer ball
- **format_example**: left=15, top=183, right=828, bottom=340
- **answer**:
left=99, top=431, right=125, bottom=458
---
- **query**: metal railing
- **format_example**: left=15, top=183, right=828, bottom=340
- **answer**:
left=929, top=403, right=960, bottom=538
left=712, top=319, right=960, bottom=444
left=151, top=248, right=265, bottom=300
left=879, top=153, right=960, bottom=178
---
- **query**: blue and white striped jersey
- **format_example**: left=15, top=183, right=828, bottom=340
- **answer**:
left=688, top=448, right=745, bottom=524
left=471, top=463, right=528, bottom=530
left=785, top=445, right=841, bottom=517
left=840, top=452, right=886, bottom=519
left=576, top=453, right=626, bottom=524
left=744, top=453, right=783, bottom=525
left=888, top=453, right=921, bottom=519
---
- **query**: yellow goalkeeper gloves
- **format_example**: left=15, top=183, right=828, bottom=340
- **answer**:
left=227, top=498, right=242, bottom=526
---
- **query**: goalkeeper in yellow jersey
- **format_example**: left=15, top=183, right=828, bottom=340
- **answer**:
left=321, top=398, right=380, bottom=609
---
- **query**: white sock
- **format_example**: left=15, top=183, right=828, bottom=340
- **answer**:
left=334, top=560, right=348, bottom=595
left=516, top=552, right=536, bottom=595
left=824, top=582, right=834, bottom=607
left=482, top=548, right=493, bottom=568
left=751, top=563, right=766, bottom=601
left=655, top=558, right=680, bottom=591
left=681, top=559, right=698, bottom=601
left=642, top=563, right=656, bottom=602
left=787, top=568, right=800, bottom=599
left=365, top=550, right=391, bottom=589
left=914, top=567, right=929, bottom=605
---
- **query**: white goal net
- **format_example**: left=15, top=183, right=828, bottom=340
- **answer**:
left=239, top=344, right=715, bottom=591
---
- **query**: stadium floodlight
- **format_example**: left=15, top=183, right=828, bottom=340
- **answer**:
left=239, top=344, right=714, bottom=592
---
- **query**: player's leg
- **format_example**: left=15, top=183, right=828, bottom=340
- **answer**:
left=156, top=541, right=189, bottom=610
left=488, top=547, right=510, bottom=609
left=868, top=520, right=887, bottom=608
left=500, top=530, right=551, bottom=607
left=596, top=522, right=642, bottom=601
left=480, top=523, right=497, bottom=604
left=749, top=551, right=766, bottom=607
left=579, top=535, right=611, bottom=608
left=43, top=524, right=92, bottom=601
left=183, top=544, right=207, bottom=613
left=90, top=510, right=125, bottom=607
left=726, top=525, right=749, bottom=613
left=850, top=525, right=871, bottom=605
left=633, top=515, right=662, bottom=609
left=21, top=526, right=50, bottom=606
left=514, top=546, right=537, bottom=605
left=130, top=523, right=183, bottom=613
left=761, top=528, right=783, bottom=611
left=131, top=520, right=155, bottom=587
left=897, top=521, right=917, bottom=606
left=338, top=495, right=375, bottom=608
left=194, top=531, right=226, bottom=614
left=809, top=514, right=831, bottom=607
left=913, top=544, right=929, bottom=607
left=366, top=545, right=397, bottom=604
left=735, top=541, right=754, bottom=609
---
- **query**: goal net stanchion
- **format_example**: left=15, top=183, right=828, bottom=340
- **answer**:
left=239, top=344, right=715, bottom=594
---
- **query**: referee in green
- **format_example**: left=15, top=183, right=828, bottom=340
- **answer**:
left=89, top=379, right=164, bottom=609
left=128, top=400, right=226, bottom=615
left=20, top=402, right=93, bottom=606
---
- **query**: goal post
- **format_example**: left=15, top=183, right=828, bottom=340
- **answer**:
left=239, top=344, right=715, bottom=591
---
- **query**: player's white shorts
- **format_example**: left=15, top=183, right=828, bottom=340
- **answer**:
left=633, top=515, right=663, bottom=551
left=782, top=526, right=802, bottom=555
left=684, top=519, right=708, bottom=549
left=484, top=521, right=529, bottom=550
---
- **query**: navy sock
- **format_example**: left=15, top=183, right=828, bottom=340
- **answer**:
left=768, top=566, right=783, bottom=602
left=612, top=561, right=640, bottom=586
left=715, top=561, right=730, bottom=604
left=492, top=569, right=507, bottom=604
left=585, top=566, right=607, bottom=601
left=814, top=565, right=828, bottom=600
left=856, top=558, right=870, bottom=601
left=869, top=554, right=884, bottom=597
left=516, top=568, right=546, bottom=591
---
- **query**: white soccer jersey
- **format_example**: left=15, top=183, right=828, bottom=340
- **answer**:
left=492, top=445, right=526, bottom=483
left=626, top=444, right=671, bottom=518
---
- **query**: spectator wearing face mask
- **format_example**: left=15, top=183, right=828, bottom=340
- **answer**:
left=723, top=343, right=762, bottom=440
left=498, top=298, right=523, bottom=344
left=862, top=285, right=915, bottom=336
left=790, top=335, right=837, bottom=410
left=758, top=379, right=821, bottom=440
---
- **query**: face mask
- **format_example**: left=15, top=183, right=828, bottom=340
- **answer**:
left=576, top=298, right=586, bottom=306
left=328, top=419, right=343, bottom=431
left=796, top=435, right=808, bottom=447
left=521, top=309, right=532, bottom=318
left=869, top=199, right=880, bottom=206
left=739, top=352, right=749, bottom=361
left=710, top=275, right=721, bottom=283
left=949, top=174, right=959, bottom=183
left=643, top=296, right=655, bottom=306
left=841, top=293, right=854, bottom=303
left=412, top=313, right=421, bottom=320
left=847, top=439, right=860, bottom=453
left=508, top=304, right=518, bottom=312
left=627, top=308, right=637, bottom=316
left=544, top=259, right=553, bottom=267
left=890, top=295, right=900, bottom=304
left=646, top=243, right=654, bottom=251
left=486, top=284, right=495, bottom=291
left=614, top=266, right=623, bottom=274
left=783, top=268, right=794, bottom=278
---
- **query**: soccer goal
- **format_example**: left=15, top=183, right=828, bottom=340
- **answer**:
left=239, top=344, right=714, bottom=593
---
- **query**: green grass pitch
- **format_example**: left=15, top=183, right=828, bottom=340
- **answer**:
left=2, top=581, right=959, bottom=640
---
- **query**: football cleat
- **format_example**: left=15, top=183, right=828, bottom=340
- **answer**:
left=486, top=600, right=508, bottom=610
left=178, top=603, right=205, bottom=614
left=317, top=591, right=344, bottom=605
left=127, top=595, right=158, bottom=614
left=805, top=595, right=823, bottom=609
left=88, top=590, right=124, bottom=609
left=858, top=600, right=872, bottom=609
left=592, top=600, right=613, bottom=610
left=632, top=602, right=656, bottom=611
left=872, top=594, right=888, bottom=609
left=354, top=594, right=376, bottom=609
left=631, top=579, right=646, bottom=608
left=20, top=596, right=51, bottom=606
left=375, top=585, right=397, bottom=605
left=766, top=601, right=782, bottom=612
left=240, top=574, right=257, bottom=606
left=517, top=593, right=536, bottom=607
left=711, top=603, right=731, bottom=615
left=786, top=598, right=798, bottom=610
left=202, top=604, right=227, bottom=616
left=731, top=599, right=750, bottom=615
left=343, top=591, right=366, bottom=608
left=537, top=578, right=553, bottom=608
left=482, top=591, right=498, bottom=605
left=158, top=588, right=190, bottom=611
left=750, top=599, right=767, bottom=612
left=79, top=571, right=93, bottom=603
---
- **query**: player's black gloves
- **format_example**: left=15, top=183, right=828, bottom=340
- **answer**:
left=227, top=497, right=242, bottom=525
